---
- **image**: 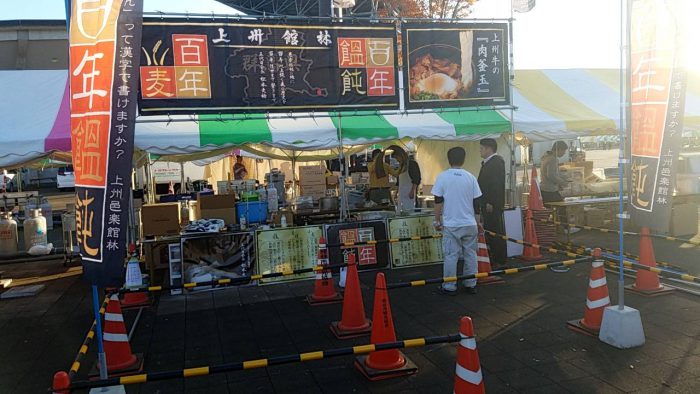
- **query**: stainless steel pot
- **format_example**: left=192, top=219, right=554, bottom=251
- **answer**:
left=319, top=196, right=339, bottom=211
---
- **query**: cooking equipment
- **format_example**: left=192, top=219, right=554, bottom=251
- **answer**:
left=319, top=196, right=339, bottom=211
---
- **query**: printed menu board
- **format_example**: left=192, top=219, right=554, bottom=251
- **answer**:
left=256, top=225, right=323, bottom=284
left=388, top=215, right=443, bottom=268
left=138, top=18, right=399, bottom=114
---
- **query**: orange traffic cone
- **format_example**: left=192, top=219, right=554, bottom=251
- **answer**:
left=51, top=371, right=70, bottom=394
left=307, top=236, right=343, bottom=305
left=454, top=316, right=485, bottom=394
left=519, top=210, right=544, bottom=261
left=97, top=294, right=143, bottom=376
left=528, top=167, right=545, bottom=210
left=477, top=225, right=504, bottom=285
left=626, top=227, right=674, bottom=296
left=567, top=249, right=611, bottom=336
left=330, top=253, right=372, bottom=339
left=355, top=273, right=418, bottom=381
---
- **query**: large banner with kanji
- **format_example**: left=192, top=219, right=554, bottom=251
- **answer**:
left=69, top=0, right=143, bottom=286
left=401, top=23, right=510, bottom=110
left=137, top=19, right=399, bottom=114
left=629, top=0, right=686, bottom=232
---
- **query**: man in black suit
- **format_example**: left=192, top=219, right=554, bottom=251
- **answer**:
left=477, top=138, right=507, bottom=266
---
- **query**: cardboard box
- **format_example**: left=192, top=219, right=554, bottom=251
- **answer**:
left=326, top=175, right=339, bottom=186
left=299, top=165, right=326, bottom=185
left=671, top=203, right=698, bottom=237
left=198, top=195, right=237, bottom=224
left=142, top=203, right=181, bottom=236
left=300, top=184, right=327, bottom=200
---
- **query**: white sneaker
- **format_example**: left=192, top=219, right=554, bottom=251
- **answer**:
left=564, top=227, right=581, bottom=235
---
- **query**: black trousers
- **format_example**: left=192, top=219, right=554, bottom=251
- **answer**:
left=483, top=209, right=507, bottom=264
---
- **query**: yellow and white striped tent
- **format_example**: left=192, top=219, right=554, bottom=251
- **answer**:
left=511, top=68, right=700, bottom=141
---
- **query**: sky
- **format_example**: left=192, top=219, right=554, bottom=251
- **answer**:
left=3, top=0, right=698, bottom=71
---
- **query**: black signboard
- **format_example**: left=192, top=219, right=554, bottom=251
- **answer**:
left=181, top=231, right=256, bottom=283
left=138, top=18, right=399, bottom=114
left=402, top=23, right=510, bottom=109
left=325, top=220, right=389, bottom=272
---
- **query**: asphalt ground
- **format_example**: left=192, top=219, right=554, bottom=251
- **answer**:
left=1, top=229, right=700, bottom=393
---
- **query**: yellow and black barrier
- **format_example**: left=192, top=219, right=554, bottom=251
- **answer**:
left=326, top=233, right=443, bottom=249
left=607, top=258, right=700, bottom=285
left=554, top=241, right=686, bottom=273
left=65, top=333, right=463, bottom=391
left=386, top=256, right=593, bottom=290
left=68, top=295, right=110, bottom=380
left=535, top=217, right=700, bottom=246
left=483, top=230, right=589, bottom=260
left=119, top=261, right=352, bottom=294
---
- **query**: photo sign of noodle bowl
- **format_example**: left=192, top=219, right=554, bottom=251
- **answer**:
left=401, top=23, right=510, bottom=109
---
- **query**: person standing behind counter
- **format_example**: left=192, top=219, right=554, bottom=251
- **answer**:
left=539, top=140, right=573, bottom=272
left=367, top=149, right=400, bottom=204
left=477, top=138, right=507, bottom=266
left=432, top=147, right=482, bottom=295
left=397, top=151, right=422, bottom=213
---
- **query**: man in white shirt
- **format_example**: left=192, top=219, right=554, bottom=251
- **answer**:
left=432, top=147, right=482, bottom=295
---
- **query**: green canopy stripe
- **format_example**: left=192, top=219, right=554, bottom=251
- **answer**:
left=198, top=114, right=273, bottom=146
left=330, top=111, right=399, bottom=142
left=437, top=109, right=511, bottom=135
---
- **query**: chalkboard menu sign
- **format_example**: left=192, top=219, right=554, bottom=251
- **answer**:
left=139, top=18, right=399, bottom=114
left=388, top=215, right=443, bottom=268
left=325, top=220, right=389, bottom=271
left=256, top=225, right=323, bottom=284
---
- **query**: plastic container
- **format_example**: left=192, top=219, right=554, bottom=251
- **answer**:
left=235, top=201, right=268, bottom=224
left=24, top=209, right=47, bottom=250
left=41, top=197, right=53, bottom=230
left=267, top=185, right=279, bottom=213
left=0, top=212, right=18, bottom=254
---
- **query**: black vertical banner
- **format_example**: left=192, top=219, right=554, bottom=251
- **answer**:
left=71, top=0, right=143, bottom=287
left=629, top=0, right=686, bottom=233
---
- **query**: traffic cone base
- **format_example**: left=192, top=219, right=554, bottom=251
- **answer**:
left=566, top=319, right=599, bottom=337
left=306, top=292, right=343, bottom=305
left=625, top=283, right=675, bottom=297
left=89, top=353, right=144, bottom=379
left=354, top=354, right=418, bottom=381
left=329, top=319, right=372, bottom=339
left=120, top=292, right=151, bottom=309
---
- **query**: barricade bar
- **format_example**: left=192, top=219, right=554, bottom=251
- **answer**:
left=483, top=230, right=589, bottom=259
left=555, top=241, right=686, bottom=273
left=67, top=333, right=462, bottom=390
left=328, top=234, right=443, bottom=249
left=119, top=261, right=349, bottom=294
left=386, top=256, right=593, bottom=289
left=68, top=295, right=110, bottom=379
left=535, top=217, right=700, bottom=246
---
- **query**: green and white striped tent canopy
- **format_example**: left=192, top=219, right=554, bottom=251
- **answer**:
left=135, top=110, right=511, bottom=159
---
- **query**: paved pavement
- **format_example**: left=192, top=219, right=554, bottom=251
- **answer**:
left=1, top=230, right=700, bottom=393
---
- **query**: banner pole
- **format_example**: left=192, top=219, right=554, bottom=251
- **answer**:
left=618, top=0, right=630, bottom=310
left=92, top=285, right=108, bottom=379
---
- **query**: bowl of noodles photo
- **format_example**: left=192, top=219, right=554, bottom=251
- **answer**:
left=408, top=31, right=475, bottom=101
